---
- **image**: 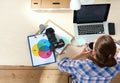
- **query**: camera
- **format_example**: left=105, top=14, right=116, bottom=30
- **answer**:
left=45, top=28, right=65, bottom=51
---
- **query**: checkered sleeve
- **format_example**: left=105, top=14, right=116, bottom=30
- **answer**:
left=57, top=57, right=79, bottom=74
left=114, top=56, right=120, bottom=72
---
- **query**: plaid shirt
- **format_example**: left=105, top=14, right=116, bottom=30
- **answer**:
left=58, top=57, right=120, bottom=83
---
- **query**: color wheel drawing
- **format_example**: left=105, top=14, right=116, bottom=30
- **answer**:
left=32, top=39, right=52, bottom=59
left=28, top=34, right=56, bottom=67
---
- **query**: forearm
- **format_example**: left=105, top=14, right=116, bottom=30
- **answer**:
left=57, top=57, right=78, bottom=74
left=70, top=52, right=84, bottom=60
left=70, top=51, right=92, bottom=60
left=70, top=44, right=92, bottom=60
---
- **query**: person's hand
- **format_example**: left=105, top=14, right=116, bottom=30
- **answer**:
left=80, top=44, right=92, bottom=56
left=70, top=44, right=92, bottom=60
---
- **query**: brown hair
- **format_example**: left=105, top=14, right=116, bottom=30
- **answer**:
left=88, top=35, right=117, bottom=67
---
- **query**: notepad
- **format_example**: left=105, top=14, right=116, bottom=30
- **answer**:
left=27, top=34, right=56, bottom=67
left=75, top=37, right=86, bottom=46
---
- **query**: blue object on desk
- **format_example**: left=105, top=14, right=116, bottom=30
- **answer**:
left=75, top=37, right=86, bottom=46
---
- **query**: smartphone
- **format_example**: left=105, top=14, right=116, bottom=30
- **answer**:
left=108, top=23, right=115, bottom=35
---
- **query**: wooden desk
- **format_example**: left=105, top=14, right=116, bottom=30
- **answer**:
left=0, top=66, right=70, bottom=83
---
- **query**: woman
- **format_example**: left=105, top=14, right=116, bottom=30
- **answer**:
left=58, top=35, right=120, bottom=83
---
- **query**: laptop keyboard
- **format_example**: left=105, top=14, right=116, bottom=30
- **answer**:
left=78, top=24, right=104, bottom=35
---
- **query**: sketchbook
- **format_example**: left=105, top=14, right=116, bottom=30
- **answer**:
left=27, top=34, right=56, bottom=67
left=43, top=20, right=74, bottom=54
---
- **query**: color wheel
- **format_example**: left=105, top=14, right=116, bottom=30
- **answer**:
left=32, top=39, right=52, bottom=59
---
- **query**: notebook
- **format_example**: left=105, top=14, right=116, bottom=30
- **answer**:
left=73, top=4, right=111, bottom=45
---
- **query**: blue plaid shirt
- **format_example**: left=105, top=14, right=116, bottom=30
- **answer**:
left=58, top=57, right=120, bottom=83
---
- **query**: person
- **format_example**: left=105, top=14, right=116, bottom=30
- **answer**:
left=58, top=35, right=120, bottom=83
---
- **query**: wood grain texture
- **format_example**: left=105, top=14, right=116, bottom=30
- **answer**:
left=0, top=66, right=69, bottom=83
left=0, top=65, right=120, bottom=83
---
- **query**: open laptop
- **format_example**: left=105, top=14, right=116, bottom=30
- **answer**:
left=73, top=4, right=111, bottom=45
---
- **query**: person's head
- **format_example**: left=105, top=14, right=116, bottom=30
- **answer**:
left=89, top=35, right=117, bottom=67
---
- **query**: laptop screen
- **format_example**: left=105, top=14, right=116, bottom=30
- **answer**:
left=74, top=4, right=111, bottom=23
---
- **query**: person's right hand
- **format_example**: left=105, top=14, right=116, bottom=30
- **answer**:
left=70, top=44, right=92, bottom=60
left=79, top=44, right=92, bottom=56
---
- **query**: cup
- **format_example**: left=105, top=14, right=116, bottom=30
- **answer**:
left=87, top=42, right=94, bottom=51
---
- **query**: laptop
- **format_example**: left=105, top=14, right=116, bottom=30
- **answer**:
left=73, top=4, right=111, bottom=45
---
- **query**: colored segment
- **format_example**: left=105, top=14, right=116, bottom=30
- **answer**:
left=32, top=44, right=39, bottom=56
left=38, top=50, right=52, bottom=58
left=38, top=39, right=50, bottom=47
left=39, top=45, right=49, bottom=52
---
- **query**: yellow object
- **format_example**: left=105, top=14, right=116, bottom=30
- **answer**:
left=32, top=44, right=39, bottom=56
